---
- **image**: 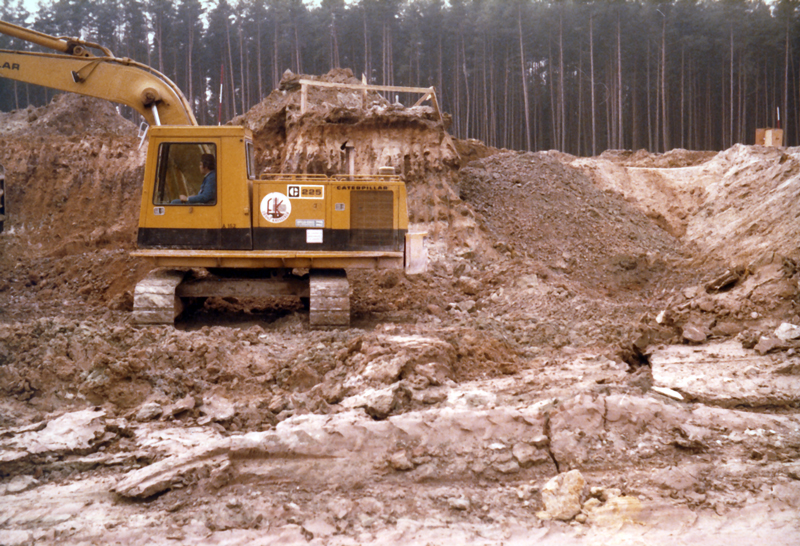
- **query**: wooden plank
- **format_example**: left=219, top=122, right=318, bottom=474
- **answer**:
left=412, top=91, right=432, bottom=108
left=298, top=78, right=434, bottom=95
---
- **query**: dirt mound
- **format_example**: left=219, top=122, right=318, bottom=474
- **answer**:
left=575, top=144, right=800, bottom=267
left=231, top=68, right=459, bottom=181
left=452, top=137, right=501, bottom=168
left=0, top=94, right=137, bottom=137
left=685, top=145, right=800, bottom=265
left=599, top=148, right=717, bottom=168
left=0, top=94, right=148, bottom=313
left=458, top=151, right=686, bottom=290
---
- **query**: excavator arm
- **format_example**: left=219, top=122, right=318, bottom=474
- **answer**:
left=0, top=19, right=196, bottom=126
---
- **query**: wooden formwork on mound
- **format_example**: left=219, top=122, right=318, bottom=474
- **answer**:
left=755, top=128, right=784, bottom=146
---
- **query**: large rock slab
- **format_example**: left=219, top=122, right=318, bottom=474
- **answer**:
left=114, top=405, right=553, bottom=499
left=1, top=409, right=108, bottom=467
left=549, top=391, right=800, bottom=470
left=650, top=341, right=800, bottom=406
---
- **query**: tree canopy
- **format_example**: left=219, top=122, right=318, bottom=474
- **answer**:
left=1, top=0, right=798, bottom=154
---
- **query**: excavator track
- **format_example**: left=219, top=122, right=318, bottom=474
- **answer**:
left=132, top=268, right=350, bottom=328
left=309, top=269, right=350, bottom=328
left=132, top=269, right=186, bottom=325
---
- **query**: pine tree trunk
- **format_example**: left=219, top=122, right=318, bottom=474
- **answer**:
left=647, top=40, right=652, bottom=151
left=462, top=35, right=470, bottom=138
left=226, top=19, right=237, bottom=119
left=363, top=9, right=370, bottom=80
left=739, top=56, right=745, bottom=143
left=661, top=15, right=668, bottom=151
left=156, top=17, right=163, bottom=73
left=680, top=46, right=684, bottom=149
left=518, top=7, right=531, bottom=151
left=617, top=16, right=623, bottom=149
left=293, top=24, right=301, bottom=74
left=273, top=21, right=280, bottom=90
left=382, top=23, right=387, bottom=85
left=729, top=24, right=734, bottom=147
left=578, top=49, right=583, bottom=156
left=437, top=35, right=443, bottom=109
left=559, top=12, right=565, bottom=151
left=257, top=20, right=262, bottom=101
left=187, top=24, right=194, bottom=110
left=590, top=14, right=596, bottom=156
left=239, top=16, right=246, bottom=114
left=549, top=38, right=556, bottom=149
left=504, top=49, right=510, bottom=149
left=784, top=20, right=789, bottom=137
left=482, top=34, right=489, bottom=144
left=330, top=14, right=340, bottom=68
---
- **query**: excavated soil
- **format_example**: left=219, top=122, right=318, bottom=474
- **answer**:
left=0, top=80, right=799, bottom=545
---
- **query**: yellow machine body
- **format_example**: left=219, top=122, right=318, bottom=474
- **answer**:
left=134, top=126, right=410, bottom=271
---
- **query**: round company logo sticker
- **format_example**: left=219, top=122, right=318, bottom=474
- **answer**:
left=260, top=192, right=291, bottom=223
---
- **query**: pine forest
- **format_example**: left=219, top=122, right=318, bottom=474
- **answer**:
left=1, top=0, right=798, bottom=155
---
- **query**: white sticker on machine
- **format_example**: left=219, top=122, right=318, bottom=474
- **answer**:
left=261, top=192, right=291, bottom=223
left=288, top=185, right=324, bottom=199
left=306, top=229, right=323, bottom=243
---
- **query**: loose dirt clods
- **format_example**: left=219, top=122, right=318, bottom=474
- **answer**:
left=0, top=76, right=799, bottom=544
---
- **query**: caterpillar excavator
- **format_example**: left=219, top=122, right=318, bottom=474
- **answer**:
left=0, top=19, right=427, bottom=327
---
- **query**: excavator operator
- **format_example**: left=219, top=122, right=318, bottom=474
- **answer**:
left=174, top=153, right=216, bottom=204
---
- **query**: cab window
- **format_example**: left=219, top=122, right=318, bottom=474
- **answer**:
left=153, top=143, right=217, bottom=205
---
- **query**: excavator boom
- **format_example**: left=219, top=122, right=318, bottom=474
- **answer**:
left=0, top=19, right=196, bottom=126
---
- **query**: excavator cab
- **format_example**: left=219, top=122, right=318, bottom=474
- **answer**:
left=137, top=126, right=253, bottom=251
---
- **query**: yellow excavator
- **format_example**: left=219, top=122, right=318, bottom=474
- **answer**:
left=0, top=19, right=426, bottom=327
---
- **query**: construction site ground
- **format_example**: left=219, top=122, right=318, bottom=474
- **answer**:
left=0, top=76, right=799, bottom=545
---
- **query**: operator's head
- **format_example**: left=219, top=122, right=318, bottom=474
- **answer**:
left=201, top=153, right=216, bottom=172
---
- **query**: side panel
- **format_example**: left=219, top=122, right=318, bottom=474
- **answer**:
left=329, top=179, right=406, bottom=251
left=253, top=178, right=328, bottom=250
left=252, top=176, right=406, bottom=252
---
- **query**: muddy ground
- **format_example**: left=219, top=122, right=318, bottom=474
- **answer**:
left=0, top=73, right=799, bottom=545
